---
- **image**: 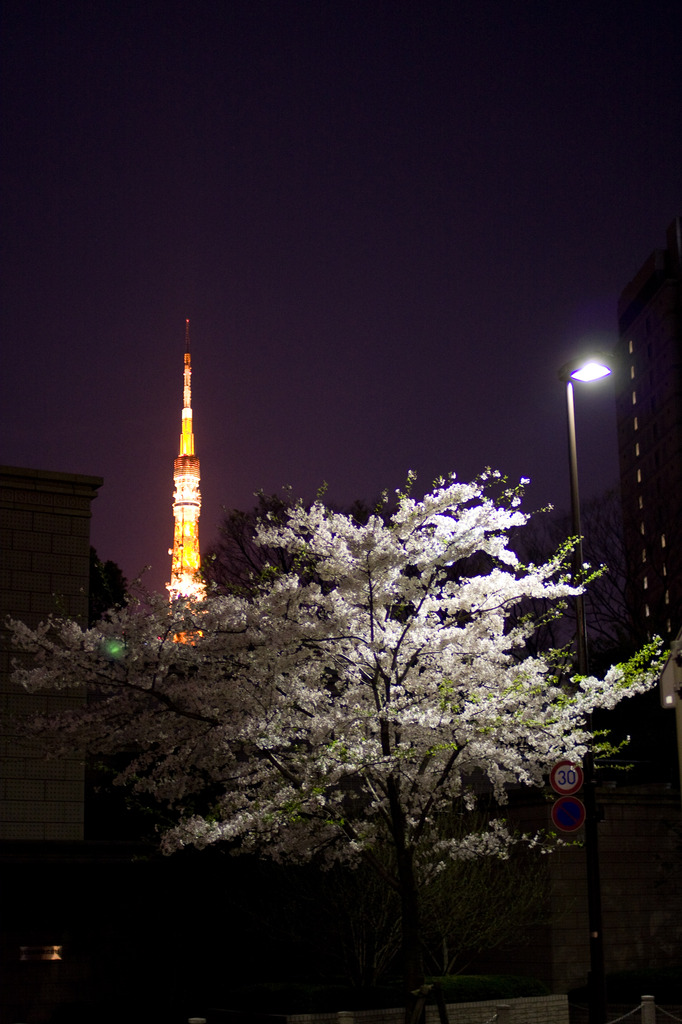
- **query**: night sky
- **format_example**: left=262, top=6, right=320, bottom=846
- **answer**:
left=2, top=1, right=681, bottom=595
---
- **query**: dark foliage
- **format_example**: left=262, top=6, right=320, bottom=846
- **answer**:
left=202, top=490, right=385, bottom=596
left=88, top=547, right=127, bottom=625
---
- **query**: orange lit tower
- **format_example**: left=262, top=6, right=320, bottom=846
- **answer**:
left=168, top=320, right=205, bottom=600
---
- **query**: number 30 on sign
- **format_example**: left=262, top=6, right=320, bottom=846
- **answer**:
left=549, top=760, right=584, bottom=795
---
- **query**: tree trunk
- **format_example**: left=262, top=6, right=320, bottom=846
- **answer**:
left=385, top=764, right=427, bottom=1023
left=396, top=845, right=426, bottom=1024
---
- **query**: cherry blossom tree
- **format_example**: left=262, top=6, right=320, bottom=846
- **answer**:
left=10, top=472, right=660, bottom=1008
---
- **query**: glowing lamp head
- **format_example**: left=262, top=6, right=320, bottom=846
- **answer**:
left=559, top=354, right=613, bottom=384
left=570, top=361, right=611, bottom=382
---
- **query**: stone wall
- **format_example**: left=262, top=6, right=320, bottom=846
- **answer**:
left=288, top=994, right=569, bottom=1024
left=0, top=465, right=102, bottom=841
left=470, top=786, right=682, bottom=993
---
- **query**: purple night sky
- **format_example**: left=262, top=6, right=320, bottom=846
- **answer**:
left=2, top=1, right=681, bottom=595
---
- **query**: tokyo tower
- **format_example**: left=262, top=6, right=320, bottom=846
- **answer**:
left=167, top=320, right=205, bottom=600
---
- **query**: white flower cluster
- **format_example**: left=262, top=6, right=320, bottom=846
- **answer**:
left=10, top=473, right=659, bottom=873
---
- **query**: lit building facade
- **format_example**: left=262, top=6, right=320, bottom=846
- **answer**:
left=614, top=218, right=682, bottom=640
left=167, top=320, right=204, bottom=600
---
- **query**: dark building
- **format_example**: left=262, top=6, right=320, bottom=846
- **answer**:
left=0, top=466, right=103, bottom=1021
left=614, top=218, right=682, bottom=642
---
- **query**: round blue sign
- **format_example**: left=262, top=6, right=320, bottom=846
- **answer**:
left=551, top=796, right=586, bottom=832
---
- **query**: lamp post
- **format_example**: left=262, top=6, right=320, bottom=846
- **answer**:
left=558, top=356, right=611, bottom=1024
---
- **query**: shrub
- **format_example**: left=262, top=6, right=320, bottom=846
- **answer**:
left=433, top=975, right=549, bottom=1004
left=223, top=975, right=549, bottom=1014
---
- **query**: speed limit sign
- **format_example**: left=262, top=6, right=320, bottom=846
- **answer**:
left=549, top=760, right=584, bottom=795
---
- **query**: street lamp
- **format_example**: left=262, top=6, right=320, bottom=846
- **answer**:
left=558, top=354, right=612, bottom=1024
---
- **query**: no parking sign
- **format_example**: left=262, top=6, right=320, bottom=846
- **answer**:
left=551, top=795, right=586, bottom=832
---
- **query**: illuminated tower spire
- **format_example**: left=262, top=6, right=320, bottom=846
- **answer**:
left=168, top=319, right=204, bottom=600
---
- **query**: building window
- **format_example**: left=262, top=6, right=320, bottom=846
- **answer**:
left=635, top=442, right=640, bottom=456
left=630, top=365, right=635, bottom=379
left=643, top=576, right=648, bottom=590
left=629, top=339, right=634, bottom=354
left=638, top=495, right=643, bottom=509
left=665, top=590, right=670, bottom=605
left=632, top=390, right=637, bottom=405
left=634, top=416, right=638, bottom=430
left=645, top=603, right=650, bottom=618
left=661, top=533, right=666, bottom=548
left=642, top=548, right=647, bottom=563
left=640, top=521, right=645, bottom=535
left=637, top=468, right=642, bottom=483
